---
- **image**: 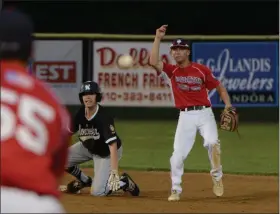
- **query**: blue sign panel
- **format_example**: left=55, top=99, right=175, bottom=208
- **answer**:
left=192, top=42, right=279, bottom=107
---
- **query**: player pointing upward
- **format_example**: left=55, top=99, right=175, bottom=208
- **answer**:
left=149, top=25, right=233, bottom=201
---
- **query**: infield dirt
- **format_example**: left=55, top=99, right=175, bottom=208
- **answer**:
left=61, top=168, right=278, bottom=213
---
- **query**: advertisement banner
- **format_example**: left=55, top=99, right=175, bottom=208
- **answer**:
left=93, top=41, right=174, bottom=107
left=192, top=42, right=279, bottom=107
left=33, top=40, right=82, bottom=105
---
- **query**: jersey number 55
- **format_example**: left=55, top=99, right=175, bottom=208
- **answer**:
left=1, top=87, right=55, bottom=155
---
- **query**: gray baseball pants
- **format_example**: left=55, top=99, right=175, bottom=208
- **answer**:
left=66, top=141, right=123, bottom=196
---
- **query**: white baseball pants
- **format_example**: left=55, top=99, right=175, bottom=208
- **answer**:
left=1, top=186, right=65, bottom=213
left=170, top=107, right=223, bottom=193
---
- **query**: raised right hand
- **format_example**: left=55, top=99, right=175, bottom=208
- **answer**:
left=156, top=25, right=168, bottom=39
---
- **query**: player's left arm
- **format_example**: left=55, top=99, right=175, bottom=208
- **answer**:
left=204, top=66, right=232, bottom=108
left=216, top=84, right=232, bottom=108
left=109, top=142, right=118, bottom=171
left=108, top=142, right=119, bottom=191
left=104, top=117, right=119, bottom=171
left=103, top=117, right=120, bottom=191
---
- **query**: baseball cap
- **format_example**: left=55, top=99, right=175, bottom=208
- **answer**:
left=170, top=39, right=190, bottom=49
left=0, top=9, right=34, bottom=59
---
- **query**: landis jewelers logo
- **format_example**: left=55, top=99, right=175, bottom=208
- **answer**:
left=193, top=42, right=278, bottom=107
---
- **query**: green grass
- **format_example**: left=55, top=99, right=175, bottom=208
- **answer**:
left=73, top=121, right=279, bottom=175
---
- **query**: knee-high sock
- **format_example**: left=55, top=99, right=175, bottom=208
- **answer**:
left=65, top=165, right=90, bottom=183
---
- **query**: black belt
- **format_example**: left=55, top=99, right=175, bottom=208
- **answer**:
left=180, top=106, right=210, bottom=111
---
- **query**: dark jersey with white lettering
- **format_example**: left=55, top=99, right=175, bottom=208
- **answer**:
left=71, top=105, right=122, bottom=158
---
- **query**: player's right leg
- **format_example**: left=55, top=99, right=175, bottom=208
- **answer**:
left=169, top=111, right=197, bottom=201
left=60, top=141, right=93, bottom=194
left=1, top=186, right=65, bottom=213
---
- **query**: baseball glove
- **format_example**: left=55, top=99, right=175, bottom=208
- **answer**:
left=220, top=107, right=240, bottom=137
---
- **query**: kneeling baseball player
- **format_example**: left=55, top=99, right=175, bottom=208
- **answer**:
left=60, top=81, right=140, bottom=196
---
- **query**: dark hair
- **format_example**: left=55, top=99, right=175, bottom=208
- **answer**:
left=0, top=9, right=34, bottom=62
left=0, top=42, right=32, bottom=62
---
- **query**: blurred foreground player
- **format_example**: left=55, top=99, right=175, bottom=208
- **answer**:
left=0, top=10, right=71, bottom=213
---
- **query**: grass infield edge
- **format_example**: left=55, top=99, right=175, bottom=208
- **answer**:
left=80, top=165, right=279, bottom=176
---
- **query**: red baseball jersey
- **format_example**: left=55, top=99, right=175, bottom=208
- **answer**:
left=0, top=61, right=71, bottom=198
left=162, top=62, right=220, bottom=109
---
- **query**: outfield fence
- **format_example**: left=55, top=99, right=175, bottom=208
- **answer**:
left=32, top=33, right=279, bottom=122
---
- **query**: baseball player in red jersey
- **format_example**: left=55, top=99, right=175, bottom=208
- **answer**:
left=0, top=10, right=71, bottom=212
left=150, top=25, right=233, bottom=201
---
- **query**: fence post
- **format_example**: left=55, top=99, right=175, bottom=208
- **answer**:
left=82, top=39, right=93, bottom=82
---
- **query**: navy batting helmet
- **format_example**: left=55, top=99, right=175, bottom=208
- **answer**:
left=79, top=81, right=102, bottom=104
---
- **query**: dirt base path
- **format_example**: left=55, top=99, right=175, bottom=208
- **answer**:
left=61, top=169, right=278, bottom=213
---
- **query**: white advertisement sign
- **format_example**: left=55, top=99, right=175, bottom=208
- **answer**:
left=93, top=41, right=174, bottom=107
left=33, top=40, right=82, bottom=105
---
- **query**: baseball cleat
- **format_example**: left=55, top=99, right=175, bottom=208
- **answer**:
left=60, top=176, right=92, bottom=194
left=120, top=173, right=140, bottom=196
left=59, top=185, right=81, bottom=194
left=212, top=177, right=224, bottom=197
left=168, top=190, right=180, bottom=201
